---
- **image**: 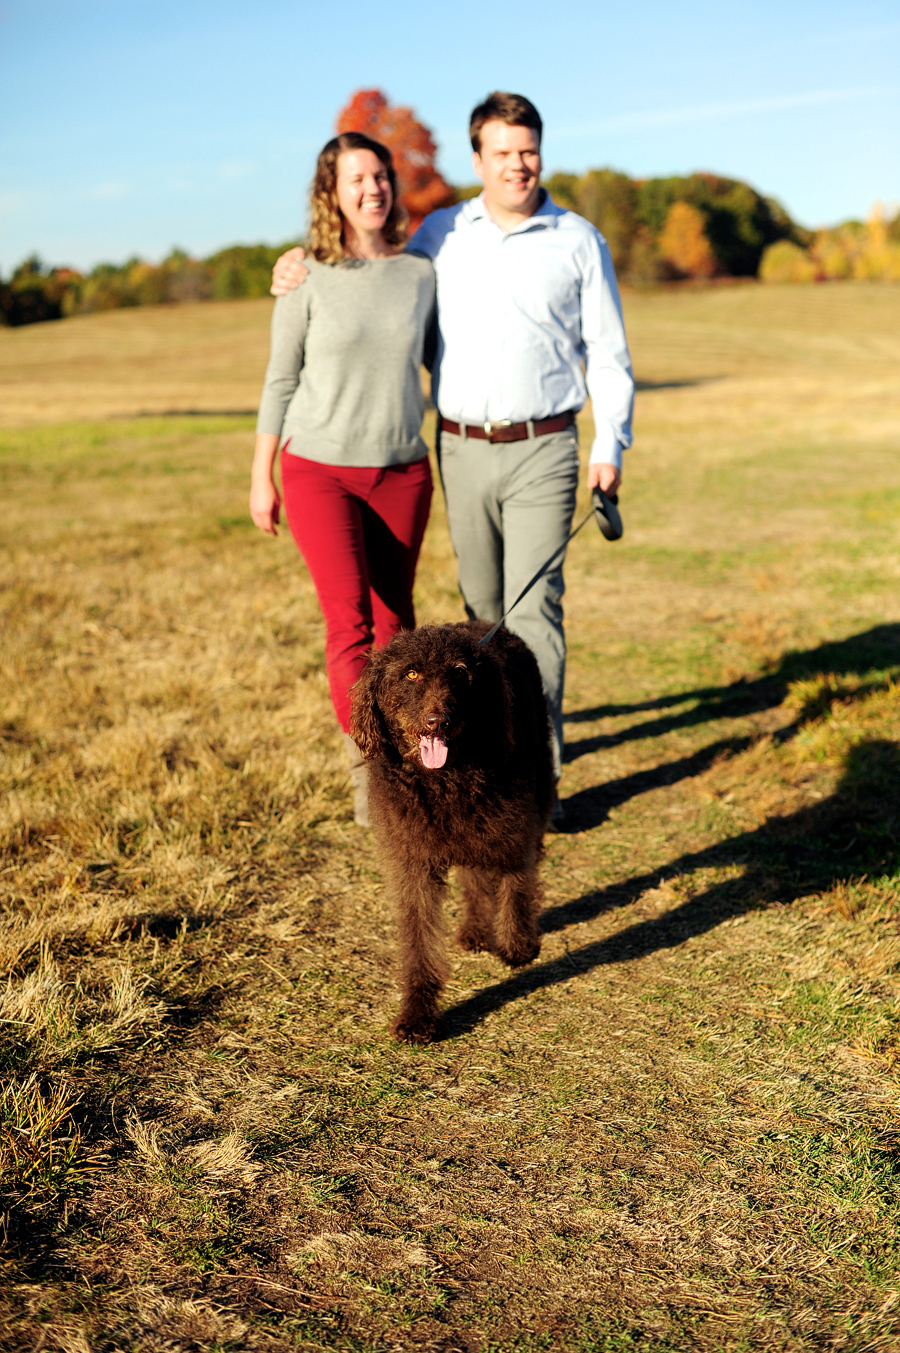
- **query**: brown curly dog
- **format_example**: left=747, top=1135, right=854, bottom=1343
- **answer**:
left=350, top=621, right=554, bottom=1044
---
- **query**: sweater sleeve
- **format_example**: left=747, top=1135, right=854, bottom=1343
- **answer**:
left=255, top=289, right=311, bottom=437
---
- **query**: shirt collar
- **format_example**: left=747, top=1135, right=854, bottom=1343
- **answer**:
left=464, top=188, right=564, bottom=233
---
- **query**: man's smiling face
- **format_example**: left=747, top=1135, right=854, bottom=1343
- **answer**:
left=473, top=120, right=542, bottom=223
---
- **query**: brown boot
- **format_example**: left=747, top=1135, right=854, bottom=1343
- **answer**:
left=342, top=733, right=370, bottom=828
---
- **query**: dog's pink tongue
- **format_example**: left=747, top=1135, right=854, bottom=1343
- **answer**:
left=419, top=734, right=448, bottom=769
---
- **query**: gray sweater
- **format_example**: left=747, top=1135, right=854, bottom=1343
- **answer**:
left=256, top=253, right=435, bottom=467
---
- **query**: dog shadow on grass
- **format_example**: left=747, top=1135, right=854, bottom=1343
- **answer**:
left=440, top=735, right=900, bottom=1040
left=560, top=623, right=900, bottom=832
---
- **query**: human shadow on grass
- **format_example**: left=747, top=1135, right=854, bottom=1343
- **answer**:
left=562, top=623, right=900, bottom=764
left=634, top=378, right=720, bottom=392
left=563, top=734, right=754, bottom=832
left=560, top=624, right=900, bottom=830
left=440, top=737, right=900, bottom=1040
left=149, top=407, right=258, bottom=418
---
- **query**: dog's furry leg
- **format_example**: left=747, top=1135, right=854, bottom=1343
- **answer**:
left=385, top=857, right=449, bottom=1044
left=456, top=867, right=497, bottom=954
left=492, top=858, right=542, bottom=967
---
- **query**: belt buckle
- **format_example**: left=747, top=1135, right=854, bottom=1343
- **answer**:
left=484, top=419, right=512, bottom=442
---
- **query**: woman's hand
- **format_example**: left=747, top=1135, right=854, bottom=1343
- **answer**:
left=250, top=476, right=281, bottom=535
left=250, top=433, right=282, bottom=535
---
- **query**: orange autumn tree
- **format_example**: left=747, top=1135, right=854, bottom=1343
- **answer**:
left=336, top=89, right=454, bottom=234
left=658, top=201, right=717, bottom=278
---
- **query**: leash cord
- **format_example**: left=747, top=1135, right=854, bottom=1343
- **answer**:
left=477, top=502, right=598, bottom=649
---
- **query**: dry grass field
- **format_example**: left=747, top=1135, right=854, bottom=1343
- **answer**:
left=2, top=282, right=900, bottom=1352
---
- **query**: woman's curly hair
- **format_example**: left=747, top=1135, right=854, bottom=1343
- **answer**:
left=308, top=133, right=407, bottom=264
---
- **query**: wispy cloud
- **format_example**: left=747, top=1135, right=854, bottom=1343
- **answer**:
left=0, top=164, right=266, bottom=221
left=0, top=182, right=131, bottom=216
left=558, top=85, right=898, bottom=139
left=808, top=21, right=900, bottom=47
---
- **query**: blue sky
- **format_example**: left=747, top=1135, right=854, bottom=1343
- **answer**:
left=1, top=0, right=898, bottom=274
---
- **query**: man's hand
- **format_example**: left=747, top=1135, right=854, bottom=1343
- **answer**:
left=587, top=461, right=622, bottom=496
left=270, top=246, right=309, bottom=296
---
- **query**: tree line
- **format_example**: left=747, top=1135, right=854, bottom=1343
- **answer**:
left=0, top=243, right=299, bottom=327
left=3, top=88, right=898, bottom=327
left=538, top=170, right=900, bottom=284
left=760, top=206, right=900, bottom=283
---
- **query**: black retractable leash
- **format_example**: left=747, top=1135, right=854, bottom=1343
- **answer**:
left=478, top=488, right=623, bottom=648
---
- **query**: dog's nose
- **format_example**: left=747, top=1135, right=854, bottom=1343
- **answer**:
left=424, top=711, right=445, bottom=731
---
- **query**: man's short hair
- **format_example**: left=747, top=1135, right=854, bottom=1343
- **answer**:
left=469, top=92, right=543, bottom=153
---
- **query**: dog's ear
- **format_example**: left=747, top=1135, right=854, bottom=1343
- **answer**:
left=349, top=657, right=389, bottom=761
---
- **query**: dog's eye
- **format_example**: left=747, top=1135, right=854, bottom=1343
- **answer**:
left=405, top=670, right=419, bottom=681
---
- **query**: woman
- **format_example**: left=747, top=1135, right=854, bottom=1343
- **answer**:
left=251, top=133, right=435, bottom=826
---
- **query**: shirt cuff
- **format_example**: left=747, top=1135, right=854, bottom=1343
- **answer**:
left=589, top=424, right=624, bottom=471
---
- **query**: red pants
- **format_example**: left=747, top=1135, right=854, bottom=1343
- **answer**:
left=281, top=450, right=433, bottom=731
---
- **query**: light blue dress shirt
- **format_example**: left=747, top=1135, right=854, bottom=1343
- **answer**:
left=409, top=191, right=634, bottom=469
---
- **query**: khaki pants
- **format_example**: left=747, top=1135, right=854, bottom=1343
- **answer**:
left=437, top=424, right=580, bottom=777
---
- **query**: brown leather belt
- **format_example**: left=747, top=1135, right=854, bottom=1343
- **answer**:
left=439, top=412, right=575, bottom=444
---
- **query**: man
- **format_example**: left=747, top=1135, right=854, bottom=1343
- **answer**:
left=272, top=92, right=634, bottom=825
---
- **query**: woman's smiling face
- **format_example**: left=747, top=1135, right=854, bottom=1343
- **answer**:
left=335, top=149, right=393, bottom=239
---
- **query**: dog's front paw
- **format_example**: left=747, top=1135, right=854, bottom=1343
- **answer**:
left=493, top=936, right=541, bottom=967
left=391, top=1010, right=438, bottom=1045
left=456, top=924, right=492, bottom=954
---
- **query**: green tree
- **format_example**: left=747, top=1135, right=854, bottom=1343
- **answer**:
left=206, top=244, right=296, bottom=300
left=542, top=172, right=579, bottom=210
left=0, top=256, right=69, bottom=326
left=575, top=169, right=638, bottom=272
left=637, top=172, right=799, bottom=277
left=759, top=239, right=818, bottom=283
